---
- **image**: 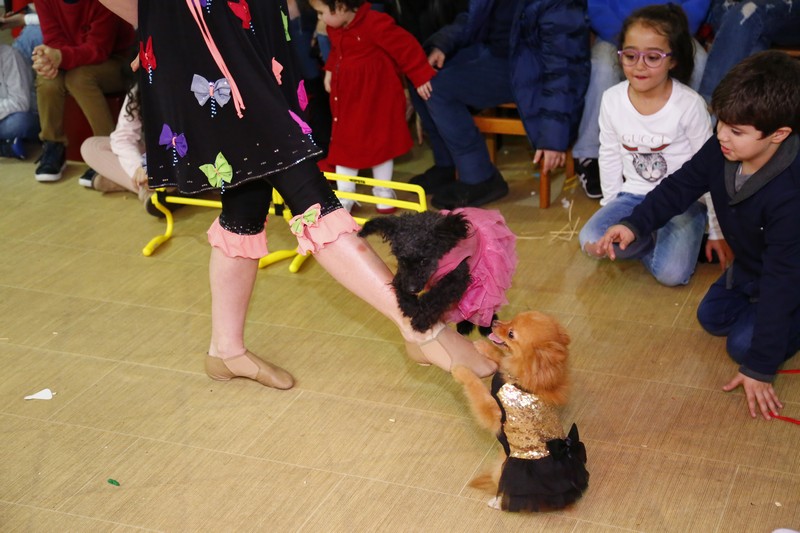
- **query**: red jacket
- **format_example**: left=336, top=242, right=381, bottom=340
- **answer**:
left=325, top=4, right=435, bottom=168
left=34, top=0, right=135, bottom=70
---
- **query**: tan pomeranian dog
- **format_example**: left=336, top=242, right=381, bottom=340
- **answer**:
left=452, top=311, right=588, bottom=512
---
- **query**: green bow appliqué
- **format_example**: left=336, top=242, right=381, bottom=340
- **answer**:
left=200, top=152, right=233, bottom=188
left=289, top=203, right=321, bottom=237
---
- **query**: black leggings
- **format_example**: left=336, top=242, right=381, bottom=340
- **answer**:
left=218, top=158, right=342, bottom=235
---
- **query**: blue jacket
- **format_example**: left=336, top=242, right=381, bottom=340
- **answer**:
left=425, top=0, right=591, bottom=152
left=589, top=0, right=711, bottom=43
left=622, top=135, right=800, bottom=380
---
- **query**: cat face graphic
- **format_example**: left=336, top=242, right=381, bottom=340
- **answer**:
left=632, top=152, right=668, bottom=182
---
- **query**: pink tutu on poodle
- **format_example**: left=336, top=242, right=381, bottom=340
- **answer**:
left=428, top=208, right=517, bottom=327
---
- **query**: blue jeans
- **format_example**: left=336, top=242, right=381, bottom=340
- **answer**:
left=697, top=273, right=800, bottom=364
left=699, top=0, right=800, bottom=102
left=573, top=39, right=708, bottom=159
left=11, top=25, right=42, bottom=114
left=11, top=24, right=43, bottom=70
left=412, top=44, right=514, bottom=184
left=0, top=111, right=39, bottom=141
left=579, top=192, right=707, bottom=286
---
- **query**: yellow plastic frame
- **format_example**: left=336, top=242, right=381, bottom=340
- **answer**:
left=142, top=172, right=427, bottom=273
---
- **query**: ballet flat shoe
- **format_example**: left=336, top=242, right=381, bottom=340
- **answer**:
left=403, top=324, right=448, bottom=369
left=205, top=351, right=294, bottom=390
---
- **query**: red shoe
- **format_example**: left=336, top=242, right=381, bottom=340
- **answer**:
left=374, top=187, right=397, bottom=215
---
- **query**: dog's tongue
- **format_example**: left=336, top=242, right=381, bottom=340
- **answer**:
left=489, top=332, right=503, bottom=345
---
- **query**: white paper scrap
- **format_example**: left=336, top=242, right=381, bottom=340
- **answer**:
left=24, top=388, right=55, bottom=401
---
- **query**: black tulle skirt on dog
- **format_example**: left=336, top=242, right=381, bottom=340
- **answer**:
left=497, top=423, right=589, bottom=512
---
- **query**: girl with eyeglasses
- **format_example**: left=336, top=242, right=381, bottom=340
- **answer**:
left=579, top=4, right=732, bottom=287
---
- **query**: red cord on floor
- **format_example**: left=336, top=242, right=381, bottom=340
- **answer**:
left=773, top=369, right=800, bottom=425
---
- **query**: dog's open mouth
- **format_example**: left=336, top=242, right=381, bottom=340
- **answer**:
left=488, top=332, right=506, bottom=347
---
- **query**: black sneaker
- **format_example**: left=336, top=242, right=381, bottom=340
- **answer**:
left=576, top=157, right=602, bottom=199
left=35, top=141, right=67, bottom=182
left=431, top=170, right=508, bottom=209
left=409, top=165, right=456, bottom=195
left=78, top=168, right=98, bottom=188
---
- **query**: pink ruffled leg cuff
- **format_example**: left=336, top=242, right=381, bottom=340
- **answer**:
left=207, top=217, right=268, bottom=259
left=294, top=207, right=360, bottom=255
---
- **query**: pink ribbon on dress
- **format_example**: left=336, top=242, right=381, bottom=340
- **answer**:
left=186, top=0, right=245, bottom=118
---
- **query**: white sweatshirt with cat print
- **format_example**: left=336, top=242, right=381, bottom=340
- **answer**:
left=598, top=79, right=720, bottom=238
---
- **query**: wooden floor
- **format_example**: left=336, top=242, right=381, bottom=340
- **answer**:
left=1, top=135, right=798, bottom=533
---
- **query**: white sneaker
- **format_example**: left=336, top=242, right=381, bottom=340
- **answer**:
left=374, top=186, right=397, bottom=214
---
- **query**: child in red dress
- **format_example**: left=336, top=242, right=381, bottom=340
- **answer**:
left=309, top=0, right=435, bottom=213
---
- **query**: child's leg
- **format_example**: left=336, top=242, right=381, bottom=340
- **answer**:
left=335, top=165, right=358, bottom=212
left=579, top=193, right=652, bottom=257
left=313, top=230, right=494, bottom=374
left=641, top=201, right=706, bottom=286
left=697, top=273, right=756, bottom=362
left=206, top=179, right=294, bottom=389
left=274, top=160, right=496, bottom=377
left=371, top=158, right=397, bottom=213
left=79, top=136, right=137, bottom=192
left=700, top=274, right=800, bottom=364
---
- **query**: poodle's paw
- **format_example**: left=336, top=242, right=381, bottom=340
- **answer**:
left=456, top=320, right=475, bottom=336
left=411, top=316, right=436, bottom=333
left=487, top=496, right=501, bottom=510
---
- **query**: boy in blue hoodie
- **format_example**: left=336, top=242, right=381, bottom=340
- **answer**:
left=597, top=51, right=800, bottom=420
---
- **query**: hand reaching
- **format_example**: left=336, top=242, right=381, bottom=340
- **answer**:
left=723, top=372, right=783, bottom=420
left=0, top=13, right=24, bottom=30
left=428, top=48, right=445, bottom=69
left=595, top=224, right=635, bottom=260
left=533, top=149, right=565, bottom=176
left=416, top=81, right=432, bottom=101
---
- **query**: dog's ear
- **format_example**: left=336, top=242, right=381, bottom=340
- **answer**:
left=514, top=339, right=570, bottom=405
left=435, top=213, right=470, bottom=247
left=358, top=216, right=399, bottom=242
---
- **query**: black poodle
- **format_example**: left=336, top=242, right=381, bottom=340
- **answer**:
left=358, top=209, right=517, bottom=334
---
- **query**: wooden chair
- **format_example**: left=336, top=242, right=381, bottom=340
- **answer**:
left=473, top=103, right=574, bottom=208
left=772, top=46, right=800, bottom=58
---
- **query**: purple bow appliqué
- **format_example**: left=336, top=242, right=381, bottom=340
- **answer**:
left=199, top=0, right=212, bottom=13
left=191, top=74, right=231, bottom=117
left=159, top=124, right=188, bottom=166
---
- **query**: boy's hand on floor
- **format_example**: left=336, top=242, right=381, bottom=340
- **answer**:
left=723, top=372, right=783, bottom=420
